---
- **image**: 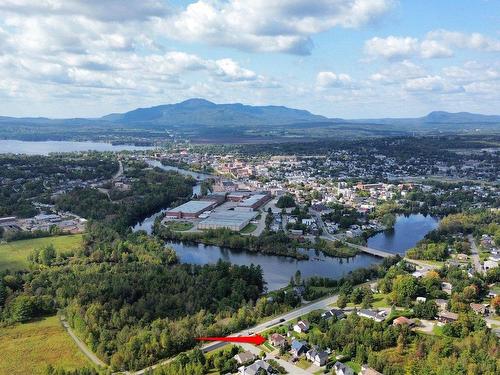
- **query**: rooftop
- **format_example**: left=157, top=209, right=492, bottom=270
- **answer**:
left=168, top=200, right=216, bottom=214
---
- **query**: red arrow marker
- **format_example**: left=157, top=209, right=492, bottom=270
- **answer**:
left=196, top=334, right=266, bottom=346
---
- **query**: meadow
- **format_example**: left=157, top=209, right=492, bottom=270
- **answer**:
left=0, top=315, right=91, bottom=375
left=0, top=234, right=82, bottom=271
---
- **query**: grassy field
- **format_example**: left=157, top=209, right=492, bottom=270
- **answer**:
left=165, top=221, right=194, bottom=231
left=0, top=234, right=83, bottom=271
left=240, top=223, right=257, bottom=234
left=0, top=315, right=91, bottom=375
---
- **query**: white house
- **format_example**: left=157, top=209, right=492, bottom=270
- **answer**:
left=293, top=320, right=310, bottom=333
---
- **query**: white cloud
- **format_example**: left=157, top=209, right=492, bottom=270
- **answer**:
left=427, top=30, right=500, bottom=52
left=316, top=71, right=353, bottom=88
left=365, top=30, right=500, bottom=60
left=161, top=0, right=394, bottom=55
left=364, top=36, right=419, bottom=59
left=0, top=0, right=168, bottom=22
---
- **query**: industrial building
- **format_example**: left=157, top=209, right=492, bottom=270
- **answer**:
left=235, top=193, right=271, bottom=211
left=165, top=200, right=218, bottom=219
left=197, top=211, right=257, bottom=231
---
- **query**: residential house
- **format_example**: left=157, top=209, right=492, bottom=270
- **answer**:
left=470, top=303, right=488, bottom=316
left=435, top=299, right=448, bottom=312
left=441, top=282, right=453, bottom=295
left=321, top=308, right=346, bottom=320
left=393, top=316, right=415, bottom=327
left=290, top=339, right=308, bottom=357
left=239, top=359, right=273, bottom=375
left=416, top=296, right=427, bottom=303
left=360, top=364, right=383, bottom=375
left=333, top=361, right=354, bottom=375
left=293, top=320, right=310, bottom=333
left=305, top=348, right=329, bottom=366
left=438, top=311, right=459, bottom=323
left=357, top=309, right=387, bottom=322
left=484, top=260, right=498, bottom=271
left=269, top=333, right=286, bottom=348
left=234, top=351, right=256, bottom=365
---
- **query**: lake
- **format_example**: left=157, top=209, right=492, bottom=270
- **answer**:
left=367, top=214, right=439, bottom=255
left=0, top=139, right=154, bottom=155
left=166, top=241, right=381, bottom=291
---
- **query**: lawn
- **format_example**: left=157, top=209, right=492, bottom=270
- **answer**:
left=345, top=361, right=361, bottom=373
left=240, top=223, right=257, bottom=234
left=0, top=234, right=83, bottom=271
left=165, top=221, right=194, bottom=231
left=0, top=315, right=91, bottom=375
left=295, top=358, right=312, bottom=370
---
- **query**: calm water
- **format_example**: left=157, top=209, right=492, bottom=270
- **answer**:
left=367, top=214, right=439, bottom=255
left=166, top=241, right=381, bottom=291
left=132, top=166, right=437, bottom=290
left=146, top=159, right=212, bottom=182
left=0, top=140, right=154, bottom=155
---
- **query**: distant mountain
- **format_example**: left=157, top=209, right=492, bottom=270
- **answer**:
left=421, top=111, right=500, bottom=124
left=101, top=98, right=328, bottom=126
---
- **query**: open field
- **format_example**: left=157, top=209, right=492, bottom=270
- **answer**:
left=240, top=223, right=257, bottom=234
left=0, top=234, right=83, bottom=271
left=0, top=315, right=91, bottom=375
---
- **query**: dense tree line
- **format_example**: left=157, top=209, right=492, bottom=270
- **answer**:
left=155, top=224, right=310, bottom=260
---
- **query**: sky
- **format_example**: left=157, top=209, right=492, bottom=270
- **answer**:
left=0, top=0, right=499, bottom=119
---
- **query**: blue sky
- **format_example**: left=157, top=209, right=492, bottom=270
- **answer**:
left=0, top=0, right=499, bottom=118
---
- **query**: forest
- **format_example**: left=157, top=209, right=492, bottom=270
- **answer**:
left=0, top=223, right=300, bottom=371
left=55, top=164, right=194, bottom=233
left=407, top=210, right=499, bottom=260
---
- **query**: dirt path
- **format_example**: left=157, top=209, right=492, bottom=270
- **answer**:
left=59, top=315, right=106, bottom=368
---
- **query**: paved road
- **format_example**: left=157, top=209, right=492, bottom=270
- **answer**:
left=60, top=316, right=106, bottom=368
left=201, top=294, right=339, bottom=353
left=312, top=210, right=394, bottom=259
left=128, top=294, right=339, bottom=374
left=112, top=160, right=124, bottom=180
left=468, top=234, right=484, bottom=274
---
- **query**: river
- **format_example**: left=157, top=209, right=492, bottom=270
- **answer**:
left=132, top=165, right=438, bottom=290
left=0, top=139, right=154, bottom=155
left=367, top=214, right=439, bottom=255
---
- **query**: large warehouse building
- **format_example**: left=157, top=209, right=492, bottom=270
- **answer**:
left=165, top=200, right=218, bottom=219
left=235, top=193, right=271, bottom=211
left=197, top=211, right=257, bottom=231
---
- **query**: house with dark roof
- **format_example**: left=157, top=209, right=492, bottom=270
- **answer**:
left=238, top=359, right=273, bottom=375
left=333, top=361, right=354, bottom=375
left=321, top=308, right=346, bottom=320
left=290, top=339, right=308, bottom=357
left=293, top=319, right=310, bottom=333
left=306, top=348, right=329, bottom=366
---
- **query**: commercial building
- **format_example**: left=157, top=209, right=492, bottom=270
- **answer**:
left=197, top=210, right=257, bottom=231
left=166, top=200, right=218, bottom=219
